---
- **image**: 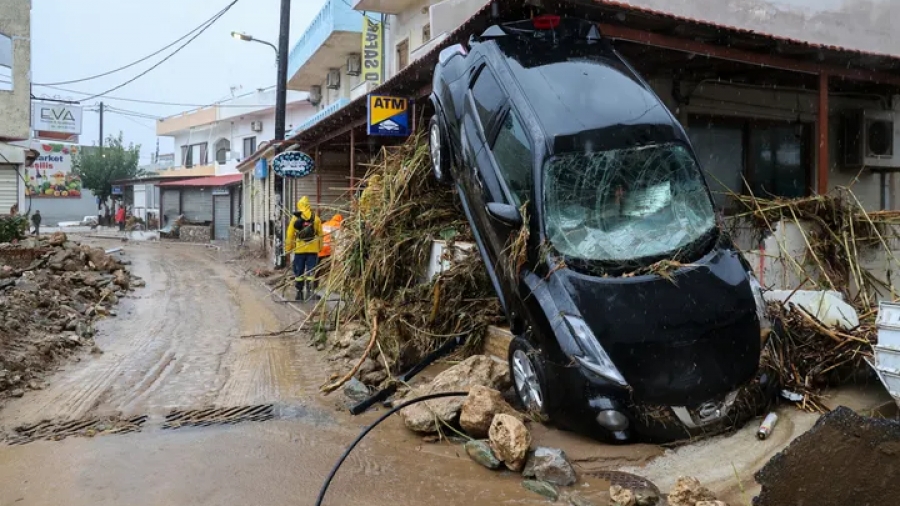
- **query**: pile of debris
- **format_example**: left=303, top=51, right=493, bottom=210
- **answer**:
left=316, top=132, right=502, bottom=388
left=0, top=232, right=139, bottom=400
left=734, top=189, right=898, bottom=411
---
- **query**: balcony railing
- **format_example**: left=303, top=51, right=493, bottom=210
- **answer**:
left=287, top=0, right=362, bottom=84
left=288, top=98, right=350, bottom=137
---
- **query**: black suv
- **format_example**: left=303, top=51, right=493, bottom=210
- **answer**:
left=428, top=15, right=772, bottom=443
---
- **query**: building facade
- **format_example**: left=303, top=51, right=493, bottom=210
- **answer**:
left=0, top=0, right=32, bottom=213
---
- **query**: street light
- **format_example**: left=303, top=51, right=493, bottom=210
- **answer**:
left=231, top=25, right=288, bottom=143
left=231, top=31, right=278, bottom=56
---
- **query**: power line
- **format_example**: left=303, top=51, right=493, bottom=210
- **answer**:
left=77, top=0, right=240, bottom=102
left=33, top=83, right=285, bottom=109
left=108, top=111, right=158, bottom=132
left=33, top=1, right=238, bottom=87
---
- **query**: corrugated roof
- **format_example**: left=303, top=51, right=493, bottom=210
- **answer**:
left=157, top=174, right=243, bottom=187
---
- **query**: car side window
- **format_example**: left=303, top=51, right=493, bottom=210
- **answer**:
left=490, top=109, right=533, bottom=208
left=471, top=66, right=505, bottom=131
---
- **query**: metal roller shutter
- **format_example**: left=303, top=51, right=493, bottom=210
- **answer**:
left=0, top=165, right=18, bottom=212
left=182, top=189, right=213, bottom=222
left=162, top=189, right=181, bottom=222
left=231, top=187, right=241, bottom=225
left=318, top=170, right=351, bottom=219
left=213, top=195, right=230, bottom=240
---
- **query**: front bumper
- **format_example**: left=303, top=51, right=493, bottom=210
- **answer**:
left=545, top=360, right=773, bottom=444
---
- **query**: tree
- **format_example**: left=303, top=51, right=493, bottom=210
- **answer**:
left=73, top=132, right=143, bottom=210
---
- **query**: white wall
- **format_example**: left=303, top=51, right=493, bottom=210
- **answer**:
left=169, top=101, right=316, bottom=166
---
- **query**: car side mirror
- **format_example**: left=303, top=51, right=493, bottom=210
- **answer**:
left=486, top=202, right=523, bottom=228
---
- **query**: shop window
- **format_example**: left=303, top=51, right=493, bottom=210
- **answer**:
left=396, top=39, right=409, bottom=71
left=688, top=116, right=812, bottom=210
left=0, top=32, right=12, bottom=91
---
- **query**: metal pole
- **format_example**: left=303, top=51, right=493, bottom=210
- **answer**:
left=274, top=0, right=291, bottom=144
left=350, top=129, right=356, bottom=196
left=99, top=101, right=104, bottom=148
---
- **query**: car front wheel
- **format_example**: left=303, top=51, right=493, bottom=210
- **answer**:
left=429, top=115, right=451, bottom=184
left=509, top=336, right=550, bottom=418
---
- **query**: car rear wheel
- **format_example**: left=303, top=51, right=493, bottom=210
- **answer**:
left=509, top=336, right=549, bottom=417
left=429, top=116, right=451, bottom=184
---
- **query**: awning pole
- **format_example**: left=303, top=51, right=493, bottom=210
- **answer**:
left=316, top=147, right=322, bottom=214
left=817, top=72, right=829, bottom=195
left=350, top=128, right=356, bottom=197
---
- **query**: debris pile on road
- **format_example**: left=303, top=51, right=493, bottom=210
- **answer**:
left=754, top=406, right=900, bottom=506
left=317, top=132, right=502, bottom=385
left=736, top=189, right=898, bottom=411
left=0, top=232, right=138, bottom=401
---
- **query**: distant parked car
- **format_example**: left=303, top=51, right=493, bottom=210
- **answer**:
left=428, top=14, right=774, bottom=443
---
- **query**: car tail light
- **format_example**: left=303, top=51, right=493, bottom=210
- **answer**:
left=532, top=14, right=560, bottom=30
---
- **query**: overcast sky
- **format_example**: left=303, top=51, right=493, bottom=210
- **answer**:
left=31, top=0, right=326, bottom=163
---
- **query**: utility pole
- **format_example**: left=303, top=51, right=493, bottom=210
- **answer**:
left=99, top=101, right=105, bottom=148
left=274, top=0, right=290, bottom=145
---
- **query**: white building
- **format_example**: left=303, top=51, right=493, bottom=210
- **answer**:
left=156, top=87, right=316, bottom=176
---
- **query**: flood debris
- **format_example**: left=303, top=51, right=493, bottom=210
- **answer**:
left=754, top=406, right=900, bottom=506
left=0, top=232, right=134, bottom=401
left=665, top=476, right=718, bottom=506
left=488, top=413, right=532, bottom=472
left=756, top=412, right=778, bottom=440
left=314, top=131, right=502, bottom=384
left=398, top=355, right=510, bottom=433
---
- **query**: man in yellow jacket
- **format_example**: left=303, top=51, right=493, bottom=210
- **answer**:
left=285, top=196, right=323, bottom=301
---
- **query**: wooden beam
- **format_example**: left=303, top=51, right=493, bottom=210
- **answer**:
left=599, top=23, right=900, bottom=87
left=818, top=72, right=830, bottom=195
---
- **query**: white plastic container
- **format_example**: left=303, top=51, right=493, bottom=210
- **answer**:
left=875, top=345, right=900, bottom=373
left=876, top=301, right=900, bottom=348
left=879, top=368, right=900, bottom=394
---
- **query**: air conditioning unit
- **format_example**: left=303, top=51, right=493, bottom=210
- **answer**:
left=308, top=85, right=322, bottom=106
left=347, top=54, right=361, bottom=76
left=326, top=68, right=341, bottom=90
left=843, top=109, right=900, bottom=169
left=250, top=121, right=263, bottom=133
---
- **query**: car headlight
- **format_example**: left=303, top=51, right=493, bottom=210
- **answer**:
left=563, top=315, right=628, bottom=386
left=748, top=272, right=772, bottom=334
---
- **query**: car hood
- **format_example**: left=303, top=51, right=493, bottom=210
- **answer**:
left=556, top=247, right=761, bottom=406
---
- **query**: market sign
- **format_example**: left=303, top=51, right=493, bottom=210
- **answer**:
left=31, top=102, right=83, bottom=135
left=362, top=16, right=383, bottom=85
left=111, top=185, right=123, bottom=196
left=367, top=94, right=410, bottom=137
left=26, top=143, right=83, bottom=199
left=272, top=151, right=314, bottom=178
left=254, top=158, right=268, bottom=179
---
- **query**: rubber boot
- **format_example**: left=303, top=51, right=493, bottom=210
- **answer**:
left=295, top=281, right=304, bottom=301
left=307, top=280, right=321, bottom=301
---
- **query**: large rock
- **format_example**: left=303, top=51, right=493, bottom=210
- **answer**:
left=610, top=485, right=636, bottom=506
left=399, top=355, right=511, bottom=433
left=459, top=385, right=522, bottom=438
left=666, top=477, right=716, bottom=506
left=489, top=413, right=531, bottom=472
left=521, top=480, right=559, bottom=501
left=48, top=232, right=67, bottom=246
left=522, top=447, right=576, bottom=486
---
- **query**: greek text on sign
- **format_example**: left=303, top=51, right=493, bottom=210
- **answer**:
left=367, top=95, right=410, bottom=137
left=272, top=151, right=315, bottom=178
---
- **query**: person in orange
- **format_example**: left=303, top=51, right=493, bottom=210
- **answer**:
left=115, top=205, right=126, bottom=232
left=315, top=213, right=343, bottom=291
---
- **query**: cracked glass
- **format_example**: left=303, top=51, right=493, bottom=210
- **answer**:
left=543, top=143, right=715, bottom=263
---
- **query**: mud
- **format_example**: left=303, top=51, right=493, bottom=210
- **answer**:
left=754, top=406, right=900, bottom=506
left=0, top=240, right=621, bottom=506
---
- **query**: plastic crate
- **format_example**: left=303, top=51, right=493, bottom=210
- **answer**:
left=875, top=345, right=900, bottom=373
left=876, top=302, right=900, bottom=348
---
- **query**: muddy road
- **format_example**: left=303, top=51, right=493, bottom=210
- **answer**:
left=0, top=241, right=638, bottom=506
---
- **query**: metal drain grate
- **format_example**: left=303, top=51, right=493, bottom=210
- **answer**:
left=5, top=415, right=148, bottom=445
left=161, top=404, right=275, bottom=429
left=585, top=471, right=660, bottom=495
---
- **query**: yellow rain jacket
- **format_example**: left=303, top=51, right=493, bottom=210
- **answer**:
left=285, top=197, right=323, bottom=254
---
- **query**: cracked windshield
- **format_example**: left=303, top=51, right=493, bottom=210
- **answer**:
left=0, top=1, right=897, bottom=506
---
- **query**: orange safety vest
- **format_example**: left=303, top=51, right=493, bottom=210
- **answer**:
left=318, top=217, right=342, bottom=258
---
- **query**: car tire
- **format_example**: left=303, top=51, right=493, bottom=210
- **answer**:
left=429, top=115, right=452, bottom=184
left=509, top=335, right=551, bottom=418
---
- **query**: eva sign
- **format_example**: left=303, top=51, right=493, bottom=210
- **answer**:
left=31, top=102, right=83, bottom=134
left=272, top=151, right=314, bottom=178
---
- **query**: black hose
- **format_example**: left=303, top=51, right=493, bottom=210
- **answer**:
left=315, top=391, right=468, bottom=506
